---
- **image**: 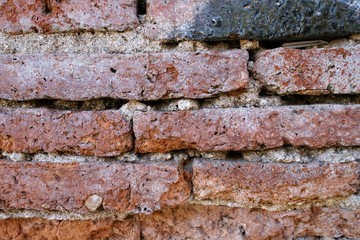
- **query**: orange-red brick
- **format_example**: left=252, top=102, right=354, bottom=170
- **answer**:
left=0, top=0, right=139, bottom=34
left=0, top=108, right=132, bottom=156
left=134, top=105, right=360, bottom=153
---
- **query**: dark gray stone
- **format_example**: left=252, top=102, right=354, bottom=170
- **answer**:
left=150, top=0, right=360, bottom=41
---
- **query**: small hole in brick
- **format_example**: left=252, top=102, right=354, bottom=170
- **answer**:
left=137, top=0, right=146, bottom=15
left=43, top=0, right=53, bottom=14
left=30, top=26, right=39, bottom=33
left=110, top=68, right=117, bottom=73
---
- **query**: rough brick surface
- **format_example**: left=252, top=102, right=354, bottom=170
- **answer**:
left=134, top=105, right=360, bottom=153
left=192, top=160, right=359, bottom=206
left=0, top=160, right=190, bottom=213
left=254, top=47, right=360, bottom=95
left=0, top=218, right=140, bottom=240
left=140, top=205, right=360, bottom=240
left=0, top=0, right=139, bottom=34
left=0, top=51, right=248, bottom=101
left=146, top=0, right=360, bottom=41
left=0, top=108, right=132, bottom=156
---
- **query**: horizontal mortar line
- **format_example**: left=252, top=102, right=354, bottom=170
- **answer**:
left=0, top=209, right=129, bottom=221
left=1, top=193, right=359, bottom=221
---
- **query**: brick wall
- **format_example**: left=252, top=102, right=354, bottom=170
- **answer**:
left=0, top=0, right=359, bottom=239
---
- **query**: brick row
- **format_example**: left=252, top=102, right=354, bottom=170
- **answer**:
left=1, top=159, right=357, bottom=213
left=0, top=218, right=140, bottom=240
left=140, top=205, right=360, bottom=240
left=134, top=105, right=360, bottom=153
left=0, top=0, right=139, bottom=34
left=192, top=160, right=359, bottom=206
left=254, top=46, right=360, bottom=95
left=0, top=160, right=190, bottom=214
left=1, top=206, right=358, bottom=239
left=145, top=0, right=360, bottom=41
left=0, top=108, right=132, bottom=156
left=0, top=51, right=248, bottom=101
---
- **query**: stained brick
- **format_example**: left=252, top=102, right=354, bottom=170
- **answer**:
left=0, top=160, right=190, bottom=213
left=192, top=159, right=359, bottom=206
left=0, top=0, right=139, bottom=34
left=146, top=0, right=360, bottom=41
left=0, top=108, right=132, bottom=156
left=254, top=47, right=360, bottom=95
left=0, top=51, right=248, bottom=101
left=140, top=205, right=360, bottom=240
left=134, top=105, right=360, bottom=153
left=0, top=218, right=140, bottom=240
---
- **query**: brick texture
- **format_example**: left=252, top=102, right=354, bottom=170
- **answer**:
left=192, top=159, right=359, bottom=206
left=0, top=218, right=140, bottom=240
left=0, top=51, right=248, bottom=101
left=254, top=47, right=360, bottom=94
left=0, top=160, right=190, bottom=213
left=146, top=0, right=360, bottom=41
left=0, top=0, right=139, bottom=34
left=0, top=108, right=132, bottom=156
left=140, top=205, right=360, bottom=240
left=134, top=105, right=360, bottom=153
left=1, top=206, right=358, bottom=240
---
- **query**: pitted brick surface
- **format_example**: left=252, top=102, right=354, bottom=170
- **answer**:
left=0, top=0, right=139, bottom=34
left=0, top=160, right=190, bottom=213
left=254, top=47, right=360, bottom=94
left=134, top=105, right=360, bottom=153
left=0, top=218, right=140, bottom=240
left=0, top=51, right=248, bottom=101
left=140, top=205, right=360, bottom=240
left=192, top=160, right=359, bottom=206
left=0, top=108, right=132, bottom=156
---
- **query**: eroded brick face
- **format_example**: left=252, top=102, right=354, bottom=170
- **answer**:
left=192, top=160, right=359, bottom=206
left=0, top=160, right=190, bottom=213
left=0, top=0, right=359, bottom=238
left=0, top=218, right=140, bottom=240
left=140, top=205, right=360, bottom=240
left=0, top=108, right=132, bottom=156
left=134, top=105, right=360, bottom=153
left=254, top=46, right=360, bottom=94
left=0, top=51, right=248, bottom=101
left=1, top=206, right=359, bottom=240
left=0, top=0, right=139, bottom=34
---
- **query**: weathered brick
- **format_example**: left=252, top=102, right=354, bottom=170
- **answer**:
left=134, top=105, right=360, bottom=153
left=0, top=160, right=190, bottom=213
left=254, top=47, right=360, bottom=95
left=0, top=218, right=140, bottom=240
left=140, top=205, right=360, bottom=239
left=0, top=0, right=139, bottom=34
left=146, top=0, right=360, bottom=41
left=192, top=159, right=359, bottom=206
left=0, top=108, right=132, bottom=156
left=0, top=51, right=248, bottom=101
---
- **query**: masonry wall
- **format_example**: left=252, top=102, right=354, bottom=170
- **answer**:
left=0, top=0, right=359, bottom=239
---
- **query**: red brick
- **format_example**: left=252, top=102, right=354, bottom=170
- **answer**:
left=0, top=108, right=132, bottom=156
left=134, top=105, right=360, bottom=153
left=0, top=160, right=190, bottom=213
left=0, top=218, right=140, bottom=240
left=0, top=0, right=138, bottom=34
left=254, top=47, right=360, bottom=94
left=192, top=160, right=359, bottom=206
left=140, top=205, right=360, bottom=239
left=0, top=51, right=248, bottom=101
